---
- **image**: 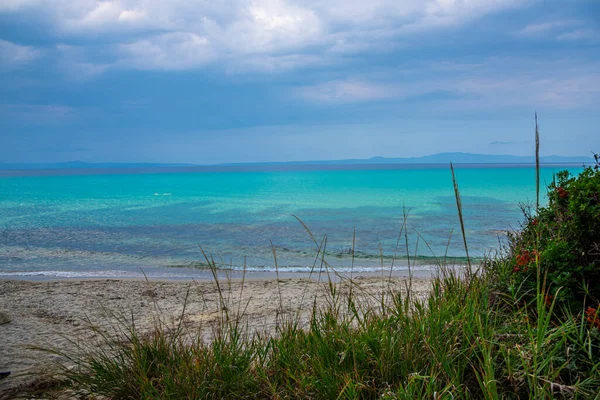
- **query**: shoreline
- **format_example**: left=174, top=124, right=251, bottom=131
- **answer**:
left=0, top=266, right=445, bottom=282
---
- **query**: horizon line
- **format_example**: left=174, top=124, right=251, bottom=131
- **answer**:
left=0, top=151, right=595, bottom=170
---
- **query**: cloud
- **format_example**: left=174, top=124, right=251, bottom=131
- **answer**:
left=0, top=0, right=537, bottom=74
left=444, top=64, right=600, bottom=110
left=53, top=44, right=111, bottom=80
left=296, top=79, right=398, bottom=103
left=409, top=0, right=530, bottom=30
left=117, top=32, right=214, bottom=70
left=0, top=0, right=38, bottom=12
left=0, top=39, right=42, bottom=68
left=517, top=19, right=599, bottom=43
left=226, top=53, right=328, bottom=73
left=517, top=20, right=581, bottom=37
left=293, top=56, right=600, bottom=110
left=557, top=29, right=599, bottom=42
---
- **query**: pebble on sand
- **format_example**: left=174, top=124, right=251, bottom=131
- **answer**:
left=0, top=311, right=11, bottom=325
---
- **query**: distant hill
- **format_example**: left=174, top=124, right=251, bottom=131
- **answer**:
left=221, top=152, right=593, bottom=166
left=0, top=153, right=593, bottom=171
left=0, top=161, right=194, bottom=170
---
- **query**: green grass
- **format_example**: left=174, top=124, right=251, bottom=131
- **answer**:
left=44, top=253, right=599, bottom=399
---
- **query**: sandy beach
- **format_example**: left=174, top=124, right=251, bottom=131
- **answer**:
left=0, top=275, right=432, bottom=398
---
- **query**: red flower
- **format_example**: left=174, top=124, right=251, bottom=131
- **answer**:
left=585, top=306, right=600, bottom=329
left=544, top=294, right=553, bottom=307
left=513, top=265, right=521, bottom=273
left=531, top=218, right=539, bottom=226
left=513, top=249, right=539, bottom=273
left=557, top=186, right=569, bottom=200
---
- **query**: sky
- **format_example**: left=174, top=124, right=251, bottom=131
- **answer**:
left=0, top=0, right=599, bottom=164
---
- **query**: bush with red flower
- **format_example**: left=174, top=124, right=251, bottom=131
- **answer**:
left=504, top=159, right=600, bottom=311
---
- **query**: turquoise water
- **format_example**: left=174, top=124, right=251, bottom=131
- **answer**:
left=0, top=165, right=582, bottom=278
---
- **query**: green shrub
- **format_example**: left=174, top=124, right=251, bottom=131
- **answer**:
left=506, top=157, right=600, bottom=310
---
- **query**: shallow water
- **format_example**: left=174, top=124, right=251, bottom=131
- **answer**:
left=0, top=164, right=582, bottom=278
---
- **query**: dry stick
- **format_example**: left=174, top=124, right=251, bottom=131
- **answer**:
left=534, top=113, right=548, bottom=310
left=450, top=162, right=472, bottom=277
left=199, top=246, right=228, bottom=323
left=294, top=213, right=354, bottom=287
left=379, top=241, right=385, bottom=310
left=408, top=233, right=420, bottom=309
left=292, top=214, right=318, bottom=246
left=233, top=257, right=253, bottom=335
left=535, top=112, right=540, bottom=215
left=175, top=284, right=192, bottom=336
left=270, top=240, right=285, bottom=324
left=314, top=236, right=329, bottom=314
left=415, top=231, right=438, bottom=262
left=535, top=113, right=541, bottom=268
left=293, top=214, right=329, bottom=319
left=403, top=206, right=413, bottom=300
left=293, top=213, right=339, bottom=275
left=236, top=256, right=247, bottom=323
left=388, top=214, right=408, bottom=301
left=325, top=245, right=335, bottom=299
left=442, top=228, right=454, bottom=268
left=533, top=116, right=548, bottom=397
left=348, top=227, right=359, bottom=381
left=413, top=234, right=420, bottom=279
left=193, top=278, right=211, bottom=340
left=295, top=235, right=327, bottom=326
left=347, top=228, right=357, bottom=320
left=346, top=228, right=378, bottom=321
left=349, top=227, right=356, bottom=302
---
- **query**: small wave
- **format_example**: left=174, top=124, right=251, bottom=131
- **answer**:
left=0, top=270, right=191, bottom=279
left=0, top=264, right=448, bottom=279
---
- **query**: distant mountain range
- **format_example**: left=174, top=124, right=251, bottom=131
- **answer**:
left=223, top=153, right=593, bottom=166
left=0, top=153, right=594, bottom=170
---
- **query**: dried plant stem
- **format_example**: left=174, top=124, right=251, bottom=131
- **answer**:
left=451, top=162, right=472, bottom=273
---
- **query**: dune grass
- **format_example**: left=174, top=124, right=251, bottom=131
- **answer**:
left=47, top=253, right=599, bottom=399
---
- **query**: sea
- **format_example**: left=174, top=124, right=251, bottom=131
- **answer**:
left=0, top=164, right=584, bottom=279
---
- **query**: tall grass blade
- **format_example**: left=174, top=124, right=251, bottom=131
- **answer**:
left=450, top=162, right=472, bottom=272
left=535, top=112, right=540, bottom=214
